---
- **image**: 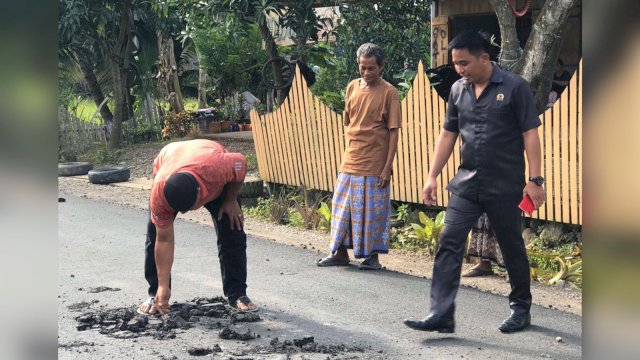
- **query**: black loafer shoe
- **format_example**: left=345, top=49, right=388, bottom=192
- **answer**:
left=499, top=310, right=531, bottom=333
left=403, top=313, right=454, bottom=333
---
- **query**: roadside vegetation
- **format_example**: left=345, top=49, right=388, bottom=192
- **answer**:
left=244, top=186, right=582, bottom=289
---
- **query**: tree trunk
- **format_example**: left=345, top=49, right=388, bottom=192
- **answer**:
left=488, top=0, right=520, bottom=69
left=515, top=0, right=581, bottom=112
left=108, top=0, right=132, bottom=150
left=258, top=20, right=287, bottom=106
left=197, top=50, right=208, bottom=109
left=127, top=91, right=135, bottom=127
left=77, top=58, right=114, bottom=128
left=157, top=31, right=184, bottom=113
left=491, top=0, right=581, bottom=113
left=109, top=61, right=125, bottom=150
left=198, top=65, right=208, bottom=109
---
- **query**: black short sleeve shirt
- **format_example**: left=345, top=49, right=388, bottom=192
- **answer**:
left=443, top=63, right=541, bottom=200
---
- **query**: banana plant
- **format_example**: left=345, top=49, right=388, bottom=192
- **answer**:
left=407, top=211, right=445, bottom=254
left=548, top=256, right=582, bottom=288
left=317, top=201, right=331, bottom=231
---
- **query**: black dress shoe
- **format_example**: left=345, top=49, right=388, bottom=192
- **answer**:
left=499, top=310, right=531, bottom=333
left=403, top=313, right=454, bottom=333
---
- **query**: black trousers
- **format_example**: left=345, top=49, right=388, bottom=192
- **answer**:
left=144, top=195, right=248, bottom=304
left=430, top=194, right=531, bottom=318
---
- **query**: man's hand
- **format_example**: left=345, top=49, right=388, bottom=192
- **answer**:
left=378, top=168, right=392, bottom=188
left=523, top=182, right=546, bottom=210
left=218, top=199, right=244, bottom=230
left=423, top=177, right=438, bottom=205
left=154, top=285, right=171, bottom=315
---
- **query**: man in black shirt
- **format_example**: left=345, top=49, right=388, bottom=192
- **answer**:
left=404, top=31, right=546, bottom=333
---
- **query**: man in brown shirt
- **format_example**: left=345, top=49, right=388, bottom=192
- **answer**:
left=317, top=43, right=401, bottom=270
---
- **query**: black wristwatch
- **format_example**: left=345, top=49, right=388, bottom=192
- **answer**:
left=529, top=176, right=544, bottom=186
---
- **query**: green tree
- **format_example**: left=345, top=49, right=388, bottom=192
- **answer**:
left=312, top=0, right=432, bottom=111
left=59, top=0, right=116, bottom=130
left=58, top=0, right=135, bottom=150
left=193, top=23, right=268, bottom=104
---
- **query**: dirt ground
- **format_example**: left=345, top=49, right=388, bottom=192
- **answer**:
left=59, top=137, right=581, bottom=316
left=116, top=137, right=259, bottom=181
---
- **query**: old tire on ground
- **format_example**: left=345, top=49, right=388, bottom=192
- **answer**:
left=240, top=177, right=264, bottom=198
left=58, top=162, right=93, bottom=176
left=88, top=166, right=130, bottom=184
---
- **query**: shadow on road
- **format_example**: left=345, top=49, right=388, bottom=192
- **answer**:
left=420, top=332, right=576, bottom=359
left=527, top=324, right=582, bottom=345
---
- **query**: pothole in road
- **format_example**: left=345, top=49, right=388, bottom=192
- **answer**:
left=252, top=336, right=366, bottom=356
left=74, top=296, right=245, bottom=340
left=70, top=296, right=368, bottom=358
left=82, top=286, right=121, bottom=293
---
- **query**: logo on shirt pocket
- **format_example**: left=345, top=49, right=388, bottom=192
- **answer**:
left=496, top=93, right=505, bottom=102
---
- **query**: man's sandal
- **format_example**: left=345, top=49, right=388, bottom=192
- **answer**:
left=358, top=256, right=382, bottom=270
left=316, top=254, right=350, bottom=267
left=230, top=296, right=258, bottom=313
left=136, top=297, right=157, bottom=315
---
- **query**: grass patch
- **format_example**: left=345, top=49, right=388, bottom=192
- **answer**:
left=69, top=99, right=104, bottom=122
left=68, top=97, right=200, bottom=123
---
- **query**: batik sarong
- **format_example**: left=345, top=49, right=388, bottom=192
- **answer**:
left=329, top=173, right=390, bottom=258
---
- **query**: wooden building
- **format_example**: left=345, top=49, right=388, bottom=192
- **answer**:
left=431, top=0, right=581, bottom=73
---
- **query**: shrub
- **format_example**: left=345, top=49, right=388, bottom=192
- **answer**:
left=161, top=111, right=198, bottom=139
left=288, top=208, right=306, bottom=228
left=245, top=197, right=273, bottom=220
left=131, top=125, right=160, bottom=144
left=317, top=202, right=331, bottom=231
left=269, top=188, right=289, bottom=224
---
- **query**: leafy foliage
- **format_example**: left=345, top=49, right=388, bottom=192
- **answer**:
left=193, top=23, right=268, bottom=103
left=268, top=188, right=290, bottom=224
left=78, top=145, right=125, bottom=166
left=547, top=256, right=582, bottom=288
left=245, top=197, right=274, bottom=220
left=288, top=208, right=306, bottom=229
left=408, top=211, right=446, bottom=254
left=394, top=203, right=411, bottom=224
left=245, top=187, right=330, bottom=231
left=317, top=201, right=332, bottom=231
left=391, top=210, right=445, bottom=254
left=161, top=111, right=198, bottom=139
left=527, top=240, right=582, bottom=288
left=312, top=0, right=432, bottom=111
left=294, top=196, right=323, bottom=230
left=131, top=125, right=161, bottom=144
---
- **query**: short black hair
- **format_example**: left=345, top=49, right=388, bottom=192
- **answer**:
left=164, top=172, right=198, bottom=212
left=448, top=30, right=491, bottom=57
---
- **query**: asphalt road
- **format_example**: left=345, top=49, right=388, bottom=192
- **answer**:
left=58, top=194, right=582, bottom=359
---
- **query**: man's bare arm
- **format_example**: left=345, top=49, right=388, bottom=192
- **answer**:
left=423, top=130, right=458, bottom=204
left=219, top=181, right=244, bottom=230
left=523, top=128, right=546, bottom=209
left=154, top=224, right=175, bottom=314
left=378, top=128, right=399, bottom=188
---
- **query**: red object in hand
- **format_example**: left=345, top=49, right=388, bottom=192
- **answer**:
left=519, top=195, right=535, bottom=215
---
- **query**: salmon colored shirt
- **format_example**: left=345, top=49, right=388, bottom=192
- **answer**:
left=150, top=139, right=247, bottom=228
left=340, top=78, right=401, bottom=176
